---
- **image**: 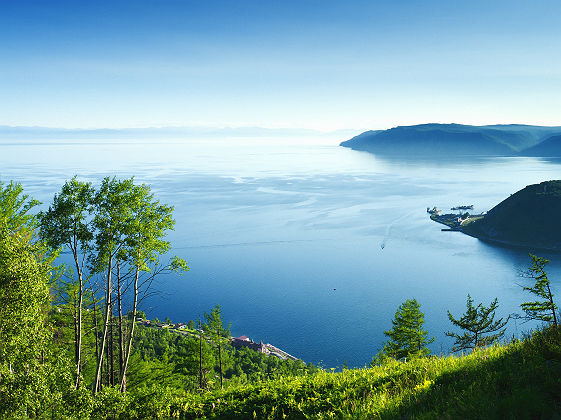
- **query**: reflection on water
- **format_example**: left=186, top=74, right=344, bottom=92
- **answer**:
left=2, top=138, right=560, bottom=367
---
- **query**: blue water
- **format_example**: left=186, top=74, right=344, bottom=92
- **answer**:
left=2, top=137, right=561, bottom=367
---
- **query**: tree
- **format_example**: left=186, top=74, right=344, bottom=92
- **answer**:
left=0, top=181, right=51, bottom=362
left=87, top=177, right=188, bottom=393
left=0, top=181, right=52, bottom=415
left=382, top=298, right=433, bottom=360
left=446, top=294, right=509, bottom=351
left=40, top=176, right=188, bottom=394
left=521, top=254, right=557, bottom=325
left=204, top=304, right=232, bottom=389
left=116, top=180, right=188, bottom=392
left=0, top=179, right=39, bottom=232
left=0, top=180, right=84, bottom=417
left=91, top=177, right=135, bottom=393
left=39, top=176, right=95, bottom=387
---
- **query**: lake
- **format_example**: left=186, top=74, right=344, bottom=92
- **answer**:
left=2, top=136, right=560, bottom=367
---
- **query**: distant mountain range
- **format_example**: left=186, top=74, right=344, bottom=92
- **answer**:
left=340, top=124, right=561, bottom=157
left=0, top=125, right=357, bottom=141
left=461, top=180, right=561, bottom=250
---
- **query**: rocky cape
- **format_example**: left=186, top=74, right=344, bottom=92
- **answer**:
left=340, top=123, right=561, bottom=157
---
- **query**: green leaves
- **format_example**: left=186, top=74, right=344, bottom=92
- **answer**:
left=170, top=256, right=189, bottom=274
left=382, top=298, right=434, bottom=360
left=38, top=176, right=189, bottom=394
left=446, top=295, right=509, bottom=352
left=39, top=176, right=95, bottom=253
left=0, top=180, right=81, bottom=418
left=521, top=254, right=558, bottom=325
left=0, top=179, right=40, bottom=233
left=204, top=304, right=231, bottom=339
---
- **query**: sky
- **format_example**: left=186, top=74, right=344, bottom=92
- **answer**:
left=1, top=0, right=560, bottom=131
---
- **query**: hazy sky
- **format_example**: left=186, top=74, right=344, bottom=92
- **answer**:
left=1, top=0, right=560, bottom=130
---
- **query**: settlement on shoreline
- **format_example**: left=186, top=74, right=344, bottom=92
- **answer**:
left=427, top=205, right=561, bottom=252
left=426, top=206, right=484, bottom=231
left=137, top=318, right=299, bottom=361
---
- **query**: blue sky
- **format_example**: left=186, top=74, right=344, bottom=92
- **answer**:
left=1, top=0, right=560, bottom=130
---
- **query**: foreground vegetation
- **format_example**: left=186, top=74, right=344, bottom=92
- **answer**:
left=2, top=177, right=561, bottom=418
left=58, top=326, right=561, bottom=418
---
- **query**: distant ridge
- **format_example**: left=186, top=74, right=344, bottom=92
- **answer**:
left=462, top=180, right=561, bottom=250
left=523, top=134, right=561, bottom=157
left=0, top=125, right=357, bottom=140
left=340, top=123, right=561, bottom=157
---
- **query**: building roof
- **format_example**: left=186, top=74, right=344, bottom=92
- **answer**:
left=234, top=335, right=250, bottom=341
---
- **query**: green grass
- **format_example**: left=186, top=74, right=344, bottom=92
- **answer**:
left=117, top=326, right=561, bottom=419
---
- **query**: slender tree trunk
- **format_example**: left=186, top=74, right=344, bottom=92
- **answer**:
left=90, top=287, right=101, bottom=390
left=73, top=245, right=84, bottom=389
left=110, top=301, right=115, bottom=386
left=218, top=331, right=223, bottom=389
left=117, top=263, right=124, bottom=381
left=199, top=313, right=203, bottom=389
left=92, top=287, right=101, bottom=390
left=120, top=267, right=140, bottom=393
left=94, top=254, right=113, bottom=394
left=105, top=334, right=110, bottom=386
left=76, top=276, right=83, bottom=387
left=72, top=290, right=79, bottom=380
left=546, top=283, right=558, bottom=325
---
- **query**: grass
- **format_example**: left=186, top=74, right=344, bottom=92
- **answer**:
left=118, top=326, right=561, bottom=419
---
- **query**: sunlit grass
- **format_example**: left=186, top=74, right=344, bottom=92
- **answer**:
left=118, top=325, right=561, bottom=419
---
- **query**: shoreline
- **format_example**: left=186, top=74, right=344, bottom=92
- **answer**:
left=429, top=209, right=561, bottom=253
left=459, top=228, right=561, bottom=253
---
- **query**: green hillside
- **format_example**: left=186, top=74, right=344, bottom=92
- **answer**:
left=90, top=326, right=561, bottom=419
left=462, top=180, right=561, bottom=250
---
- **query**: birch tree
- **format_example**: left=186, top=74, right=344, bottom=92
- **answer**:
left=39, top=177, right=95, bottom=387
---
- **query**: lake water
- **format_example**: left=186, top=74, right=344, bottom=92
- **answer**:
left=2, top=136, right=560, bottom=367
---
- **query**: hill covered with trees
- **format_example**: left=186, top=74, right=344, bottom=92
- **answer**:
left=462, top=180, right=561, bottom=250
left=340, top=124, right=561, bottom=157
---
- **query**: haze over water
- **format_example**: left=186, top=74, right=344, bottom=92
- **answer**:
left=3, top=136, right=561, bottom=367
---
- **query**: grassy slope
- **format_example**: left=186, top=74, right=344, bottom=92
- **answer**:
left=123, top=326, right=561, bottom=419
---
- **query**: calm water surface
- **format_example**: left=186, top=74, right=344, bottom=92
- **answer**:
left=2, top=137, right=561, bottom=367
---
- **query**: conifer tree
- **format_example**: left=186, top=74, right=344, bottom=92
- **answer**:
left=383, top=298, right=433, bottom=359
left=521, top=254, right=557, bottom=325
left=204, top=304, right=231, bottom=389
left=446, top=294, right=509, bottom=351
